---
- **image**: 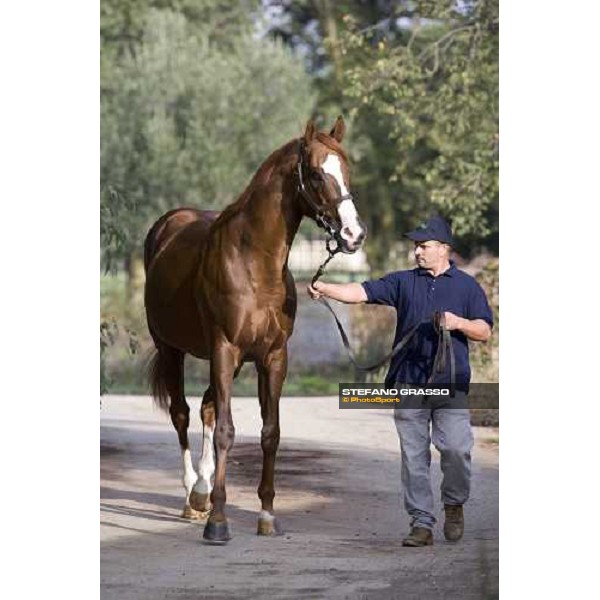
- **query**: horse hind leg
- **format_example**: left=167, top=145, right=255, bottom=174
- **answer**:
left=189, top=386, right=216, bottom=513
left=153, top=344, right=202, bottom=520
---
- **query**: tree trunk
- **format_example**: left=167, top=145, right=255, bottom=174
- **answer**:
left=313, top=0, right=343, bottom=87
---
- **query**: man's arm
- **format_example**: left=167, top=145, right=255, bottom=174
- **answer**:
left=307, top=281, right=368, bottom=304
left=443, top=312, right=492, bottom=342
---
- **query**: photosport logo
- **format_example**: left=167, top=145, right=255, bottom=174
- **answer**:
left=338, top=383, right=499, bottom=410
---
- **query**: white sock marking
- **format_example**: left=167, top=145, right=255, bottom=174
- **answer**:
left=194, top=423, right=215, bottom=495
left=182, top=448, right=198, bottom=499
left=259, top=510, right=275, bottom=522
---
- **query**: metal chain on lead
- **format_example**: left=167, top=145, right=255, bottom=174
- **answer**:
left=311, top=235, right=341, bottom=286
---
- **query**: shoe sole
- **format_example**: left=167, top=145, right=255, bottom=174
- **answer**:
left=443, top=526, right=464, bottom=542
left=402, top=539, right=434, bottom=547
left=443, top=535, right=463, bottom=542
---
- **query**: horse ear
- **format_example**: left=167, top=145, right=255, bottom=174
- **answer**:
left=304, top=119, right=317, bottom=143
left=329, top=115, right=346, bottom=143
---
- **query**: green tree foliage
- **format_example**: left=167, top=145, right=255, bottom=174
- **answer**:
left=340, top=0, right=498, bottom=266
left=101, top=2, right=316, bottom=270
left=264, top=1, right=498, bottom=270
left=264, top=1, right=402, bottom=81
left=101, top=0, right=498, bottom=273
left=100, top=1, right=316, bottom=394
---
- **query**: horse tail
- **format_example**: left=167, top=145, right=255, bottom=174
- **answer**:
left=146, top=347, right=171, bottom=412
left=144, top=218, right=164, bottom=273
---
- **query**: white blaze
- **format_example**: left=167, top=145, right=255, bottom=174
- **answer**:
left=322, top=153, right=364, bottom=244
left=322, top=153, right=350, bottom=196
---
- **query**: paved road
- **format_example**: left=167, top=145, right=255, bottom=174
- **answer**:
left=101, top=396, right=498, bottom=599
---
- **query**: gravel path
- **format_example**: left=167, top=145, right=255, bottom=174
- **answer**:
left=101, top=395, right=498, bottom=599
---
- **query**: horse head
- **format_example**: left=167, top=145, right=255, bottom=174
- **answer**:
left=297, top=116, right=367, bottom=254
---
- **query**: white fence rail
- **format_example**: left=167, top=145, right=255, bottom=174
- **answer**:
left=288, top=239, right=370, bottom=274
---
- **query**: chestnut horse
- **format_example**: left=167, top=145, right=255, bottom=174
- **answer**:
left=143, top=117, right=366, bottom=542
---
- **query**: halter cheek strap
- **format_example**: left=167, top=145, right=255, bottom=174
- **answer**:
left=296, top=140, right=353, bottom=240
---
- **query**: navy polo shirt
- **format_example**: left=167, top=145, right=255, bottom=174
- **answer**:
left=361, top=261, right=493, bottom=388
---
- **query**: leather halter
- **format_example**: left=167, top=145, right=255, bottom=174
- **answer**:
left=296, top=139, right=353, bottom=242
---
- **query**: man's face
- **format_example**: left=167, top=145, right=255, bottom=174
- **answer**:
left=413, top=240, right=447, bottom=269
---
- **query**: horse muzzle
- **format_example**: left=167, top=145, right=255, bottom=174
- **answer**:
left=338, top=221, right=367, bottom=254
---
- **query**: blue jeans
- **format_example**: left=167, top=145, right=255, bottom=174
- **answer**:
left=394, top=393, right=473, bottom=531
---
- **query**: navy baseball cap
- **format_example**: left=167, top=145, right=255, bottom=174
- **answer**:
left=405, top=215, right=454, bottom=245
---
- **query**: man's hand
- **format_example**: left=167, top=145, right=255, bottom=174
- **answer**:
left=443, top=311, right=464, bottom=331
left=443, top=311, right=492, bottom=342
left=306, top=281, right=367, bottom=304
left=307, top=281, right=325, bottom=299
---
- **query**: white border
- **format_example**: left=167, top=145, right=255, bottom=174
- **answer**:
left=503, top=1, right=600, bottom=596
left=1, top=2, right=99, bottom=598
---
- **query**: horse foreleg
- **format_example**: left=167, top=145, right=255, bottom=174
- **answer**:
left=202, top=341, right=239, bottom=543
left=256, top=347, right=286, bottom=536
left=189, top=386, right=215, bottom=513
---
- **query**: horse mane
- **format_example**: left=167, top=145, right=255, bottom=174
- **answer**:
left=210, top=139, right=299, bottom=231
left=210, top=132, right=348, bottom=231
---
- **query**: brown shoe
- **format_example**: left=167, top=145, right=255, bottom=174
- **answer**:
left=444, top=504, right=464, bottom=541
left=402, top=527, right=433, bottom=547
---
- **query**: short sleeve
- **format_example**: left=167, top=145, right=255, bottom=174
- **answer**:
left=361, top=272, right=401, bottom=307
left=467, top=281, right=494, bottom=328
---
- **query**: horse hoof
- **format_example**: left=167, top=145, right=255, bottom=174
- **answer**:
left=182, top=505, right=209, bottom=521
left=257, top=516, right=284, bottom=536
left=190, top=490, right=212, bottom=512
left=181, top=505, right=200, bottom=520
left=203, top=518, right=231, bottom=543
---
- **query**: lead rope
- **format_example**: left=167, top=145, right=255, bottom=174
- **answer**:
left=310, top=255, right=456, bottom=394
left=310, top=248, right=421, bottom=374
left=427, top=312, right=456, bottom=397
left=311, top=237, right=341, bottom=286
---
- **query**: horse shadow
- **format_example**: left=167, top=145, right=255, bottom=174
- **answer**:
left=100, top=419, right=402, bottom=536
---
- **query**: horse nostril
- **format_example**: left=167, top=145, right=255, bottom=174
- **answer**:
left=343, top=226, right=353, bottom=239
left=356, top=232, right=365, bottom=245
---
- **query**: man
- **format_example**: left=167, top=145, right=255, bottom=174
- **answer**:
left=307, top=215, right=493, bottom=547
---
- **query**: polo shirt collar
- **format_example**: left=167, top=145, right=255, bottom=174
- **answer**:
left=417, top=260, right=457, bottom=277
